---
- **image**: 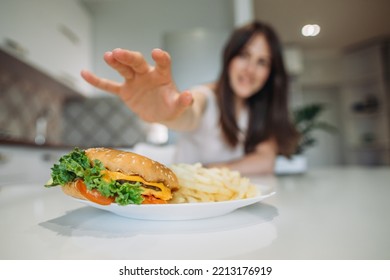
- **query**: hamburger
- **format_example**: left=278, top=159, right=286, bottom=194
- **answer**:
left=45, top=147, right=179, bottom=205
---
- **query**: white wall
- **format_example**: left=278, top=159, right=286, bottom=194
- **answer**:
left=301, top=86, right=344, bottom=167
left=300, top=50, right=343, bottom=87
left=163, top=29, right=230, bottom=91
left=297, top=50, right=344, bottom=167
left=88, top=0, right=235, bottom=94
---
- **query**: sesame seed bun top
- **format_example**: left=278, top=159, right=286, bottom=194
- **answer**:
left=85, top=147, right=179, bottom=191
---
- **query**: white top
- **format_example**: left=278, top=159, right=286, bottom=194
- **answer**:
left=174, top=85, right=248, bottom=165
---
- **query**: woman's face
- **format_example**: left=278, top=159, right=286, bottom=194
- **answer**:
left=228, top=33, right=272, bottom=100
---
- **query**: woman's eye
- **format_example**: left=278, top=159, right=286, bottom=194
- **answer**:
left=238, top=51, right=249, bottom=59
left=257, top=59, right=270, bottom=67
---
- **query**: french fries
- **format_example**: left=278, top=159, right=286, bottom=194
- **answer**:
left=169, top=163, right=258, bottom=203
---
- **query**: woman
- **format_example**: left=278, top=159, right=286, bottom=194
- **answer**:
left=81, top=21, right=299, bottom=175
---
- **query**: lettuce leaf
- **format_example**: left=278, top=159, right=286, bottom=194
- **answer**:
left=45, top=148, right=143, bottom=205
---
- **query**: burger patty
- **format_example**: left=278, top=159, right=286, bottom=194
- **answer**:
left=116, top=179, right=162, bottom=192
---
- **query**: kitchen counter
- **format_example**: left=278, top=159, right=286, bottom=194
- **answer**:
left=1, top=155, right=389, bottom=259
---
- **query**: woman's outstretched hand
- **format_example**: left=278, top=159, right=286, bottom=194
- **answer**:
left=81, top=48, right=193, bottom=123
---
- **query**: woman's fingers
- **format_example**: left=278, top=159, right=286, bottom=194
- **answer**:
left=112, top=48, right=149, bottom=74
left=104, top=51, right=135, bottom=80
left=152, top=48, right=172, bottom=78
left=152, top=49, right=172, bottom=81
left=80, top=70, right=121, bottom=94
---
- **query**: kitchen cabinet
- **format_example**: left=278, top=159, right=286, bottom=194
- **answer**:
left=0, top=0, right=92, bottom=95
left=340, top=40, right=390, bottom=165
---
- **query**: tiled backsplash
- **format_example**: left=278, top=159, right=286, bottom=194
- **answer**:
left=0, top=76, right=64, bottom=144
left=62, top=97, right=146, bottom=147
left=0, top=49, right=146, bottom=148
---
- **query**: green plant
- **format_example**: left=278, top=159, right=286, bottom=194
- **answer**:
left=293, top=103, right=337, bottom=154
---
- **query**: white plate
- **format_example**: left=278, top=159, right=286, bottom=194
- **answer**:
left=73, top=185, right=275, bottom=220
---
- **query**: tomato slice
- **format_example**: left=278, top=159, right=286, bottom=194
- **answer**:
left=142, top=195, right=167, bottom=204
left=75, top=180, right=115, bottom=205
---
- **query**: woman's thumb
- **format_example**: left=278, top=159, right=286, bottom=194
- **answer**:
left=178, top=90, right=194, bottom=108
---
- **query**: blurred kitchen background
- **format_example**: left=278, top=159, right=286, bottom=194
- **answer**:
left=1, top=0, right=390, bottom=169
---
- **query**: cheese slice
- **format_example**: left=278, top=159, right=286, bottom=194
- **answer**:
left=101, top=170, right=172, bottom=200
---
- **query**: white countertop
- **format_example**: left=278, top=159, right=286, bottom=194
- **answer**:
left=1, top=152, right=389, bottom=260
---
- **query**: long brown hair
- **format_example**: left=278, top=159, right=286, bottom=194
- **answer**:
left=215, top=20, right=299, bottom=156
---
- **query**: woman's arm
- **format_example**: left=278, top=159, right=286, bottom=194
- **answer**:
left=81, top=48, right=205, bottom=131
left=207, top=138, right=278, bottom=175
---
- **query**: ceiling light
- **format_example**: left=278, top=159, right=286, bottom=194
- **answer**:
left=301, top=24, right=321, bottom=37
